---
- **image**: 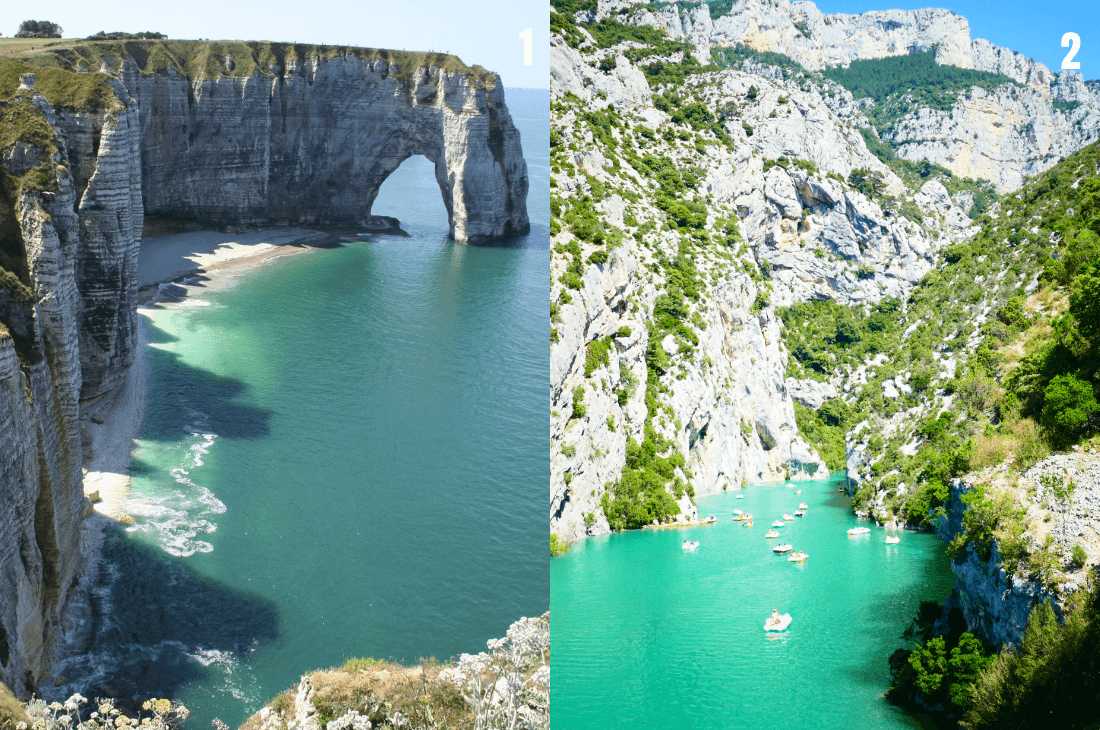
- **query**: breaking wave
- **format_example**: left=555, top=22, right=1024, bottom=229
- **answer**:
left=125, top=411, right=227, bottom=558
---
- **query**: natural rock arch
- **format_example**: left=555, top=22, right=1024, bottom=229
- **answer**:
left=107, top=44, right=529, bottom=242
left=369, top=153, right=452, bottom=223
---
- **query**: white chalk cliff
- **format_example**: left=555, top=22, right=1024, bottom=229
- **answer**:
left=0, top=42, right=528, bottom=696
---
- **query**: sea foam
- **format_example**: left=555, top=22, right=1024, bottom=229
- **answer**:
left=125, top=413, right=227, bottom=557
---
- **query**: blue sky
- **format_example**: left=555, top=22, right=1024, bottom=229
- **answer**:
left=814, top=0, right=1100, bottom=79
left=4, top=0, right=549, bottom=89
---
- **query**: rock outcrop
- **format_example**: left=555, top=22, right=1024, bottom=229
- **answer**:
left=933, top=478, right=1055, bottom=649
left=550, top=14, right=980, bottom=542
left=240, top=614, right=549, bottom=730
left=608, top=0, right=1100, bottom=192
left=888, top=82, right=1100, bottom=192
left=0, top=42, right=527, bottom=697
left=933, top=453, right=1100, bottom=648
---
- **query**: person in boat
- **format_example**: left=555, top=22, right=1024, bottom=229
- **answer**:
left=770, top=608, right=780, bottom=624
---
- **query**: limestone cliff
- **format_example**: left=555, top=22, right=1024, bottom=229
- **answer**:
left=550, top=14, right=980, bottom=541
left=603, top=0, right=1100, bottom=193
left=932, top=451, right=1100, bottom=648
left=0, top=41, right=528, bottom=697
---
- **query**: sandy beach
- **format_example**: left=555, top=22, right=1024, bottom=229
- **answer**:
left=81, top=228, right=336, bottom=519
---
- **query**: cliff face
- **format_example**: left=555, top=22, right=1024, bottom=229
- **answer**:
left=931, top=453, right=1100, bottom=649
left=0, top=42, right=528, bottom=696
left=0, top=74, right=138, bottom=693
left=40, top=42, right=529, bottom=243
left=607, top=0, right=1100, bottom=193
left=549, top=22, right=981, bottom=540
left=933, top=479, right=1054, bottom=649
left=887, top=75, right=1100, bottom=192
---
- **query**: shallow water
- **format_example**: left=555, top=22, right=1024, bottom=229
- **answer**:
left=59, top=89, right=548, bottom=728
left=551, top=473, right=954, bottom=729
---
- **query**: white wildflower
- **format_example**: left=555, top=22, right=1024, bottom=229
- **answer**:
left=440, top=613, right=550, bottom=730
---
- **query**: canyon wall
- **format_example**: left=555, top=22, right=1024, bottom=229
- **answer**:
left=606, top=0, right=1100, bottom=193
left=550, top=29, right=980, bottom=541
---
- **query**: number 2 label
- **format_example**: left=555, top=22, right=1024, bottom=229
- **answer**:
left=520, top=28, right=533, bottom=66
left=1062, top=32, right=1081, bottom=70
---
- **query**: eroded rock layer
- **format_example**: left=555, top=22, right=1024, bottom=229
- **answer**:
left=38, top=42, right=530, bottom=242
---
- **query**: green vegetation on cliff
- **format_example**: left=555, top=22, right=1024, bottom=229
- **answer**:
left=887, top=606, right=994, bottom=722
left=647, top=1, right=738, bottom=20
left=780, top=297, right=905, bottom=380
left=821, top=51, right=1014, bottom=213
left=0, top=54, right=120, bottom=361
left=822, top=51, right=1019, bottom=111
left=0, top=91, right=60, bottom=298
left=857, top=126, right=998, bottom=217
left=550, top=19, right=763, bottom=530
left=785, top=138, right=1100, bottom=533
left=20, top=40, right=492, bottom=86
left=0, top=57, right=116, bottom=111
left=888, top=578, right=1100, bottom=729
left=711, top=44, right=805, bottom=75
left=963, top=586, right=1100, bottom=729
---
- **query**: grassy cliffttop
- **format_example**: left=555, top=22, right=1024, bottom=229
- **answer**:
left=0, top=57, right=116, bottom=111
left=7, top=40, right=494, bottom=86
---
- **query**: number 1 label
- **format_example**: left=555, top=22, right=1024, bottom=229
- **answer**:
left=1062, top=32, right=1081, bottom=70
left=520, top=28, right=533, bottom=65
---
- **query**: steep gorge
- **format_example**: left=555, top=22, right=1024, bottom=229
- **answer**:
left=550, top=0, right=1100, bottom=666
left=551, top=1, right=983, bottom=542
left=0, top=41, right=528, bottom=697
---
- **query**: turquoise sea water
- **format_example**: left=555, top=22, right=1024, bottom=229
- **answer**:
left=59, top=89, right=548, bottom=727
left=551, top=473, right=955, bottom=729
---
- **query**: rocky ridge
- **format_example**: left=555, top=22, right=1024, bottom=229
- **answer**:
left=601, top=0, right=1100, bottom=193
left=550, top=12, right=980, bottom=541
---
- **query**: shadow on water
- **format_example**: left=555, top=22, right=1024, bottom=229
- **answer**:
left=138, top=319, right=272, bottom=442
left=60, top=529, right=279, bottom=713
left=837, top=545, right=956, bottom=694
left=57, top=319, right=280, bottom=713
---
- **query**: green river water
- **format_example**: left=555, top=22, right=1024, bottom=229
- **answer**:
left=551, top=473, right=955, bottom=729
